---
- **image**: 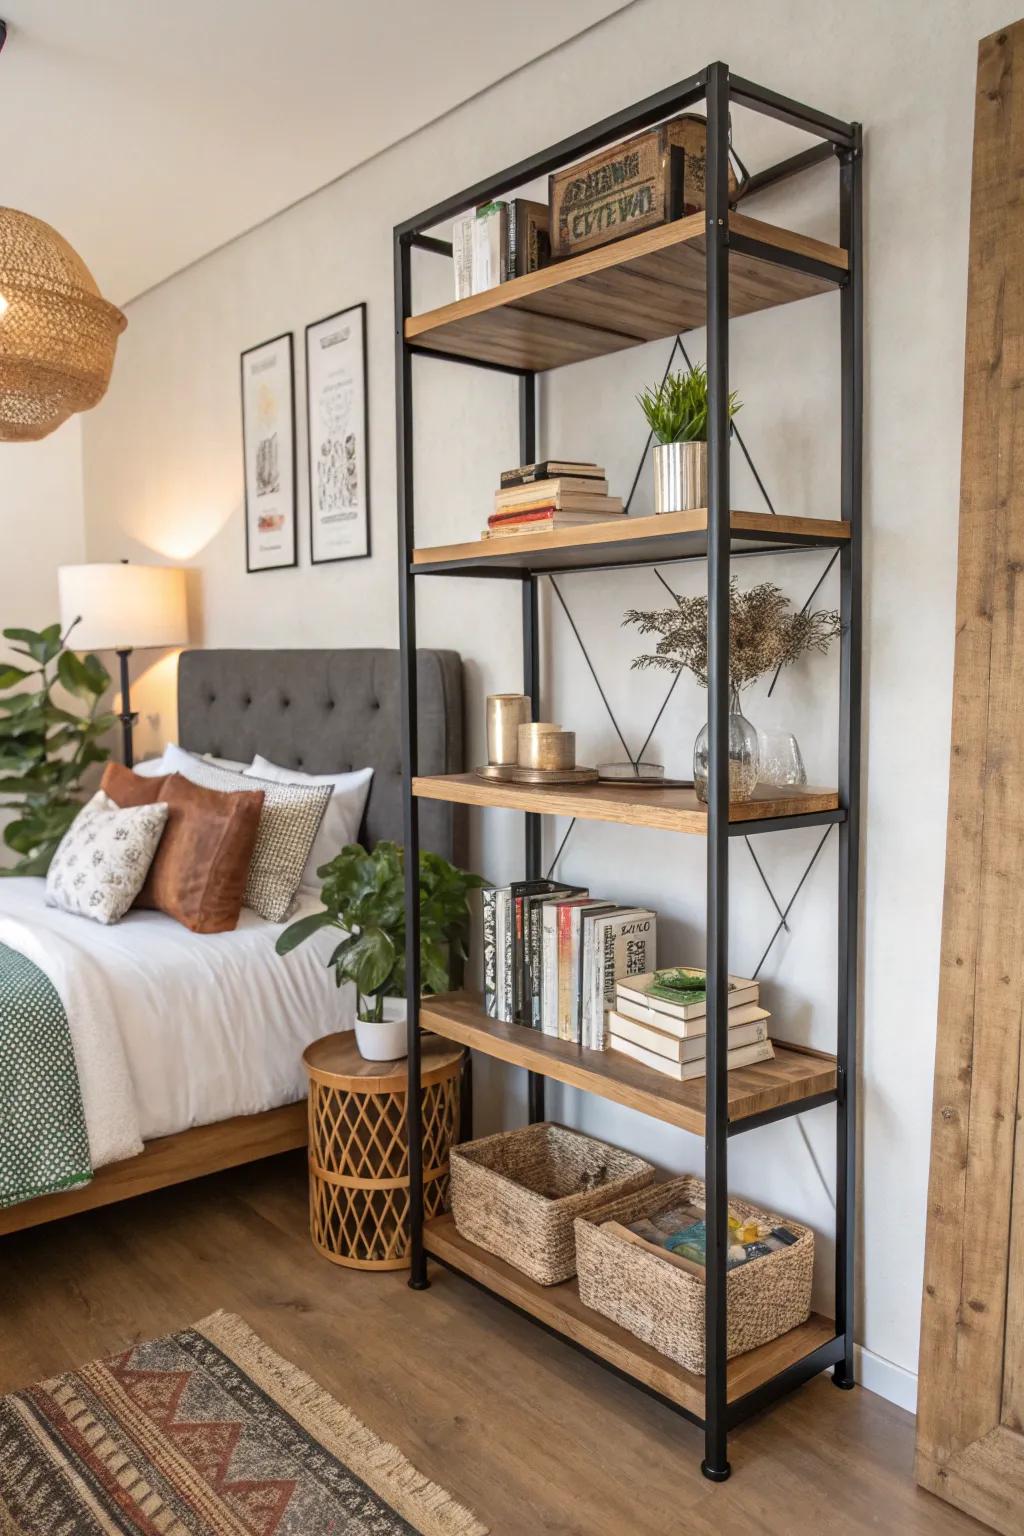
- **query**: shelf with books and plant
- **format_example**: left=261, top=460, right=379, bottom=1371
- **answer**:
left=410, top=507, right=850, bottom=578
left=412, top=773, right=842, bottom=834
left=404, top=211, right=847, bottom=374
left=421, top=992, right=837, bottom=1137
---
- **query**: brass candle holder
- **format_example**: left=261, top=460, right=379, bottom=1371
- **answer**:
left=517, top=722, right=576, bottom=771
left=486, top=693, right=531, bottom=766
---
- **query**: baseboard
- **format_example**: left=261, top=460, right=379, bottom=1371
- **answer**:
left=854, top=1344, right=918, bottom=1414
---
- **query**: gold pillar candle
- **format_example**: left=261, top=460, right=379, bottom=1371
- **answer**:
left=486, top=694, right=532, bottom=765
left=517, top=722, right=576, bottom=770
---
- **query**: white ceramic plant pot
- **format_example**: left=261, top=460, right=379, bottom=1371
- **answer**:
left=354, top=997, right=408, bottom=1061
left=654, top=440, right=707, bottom=513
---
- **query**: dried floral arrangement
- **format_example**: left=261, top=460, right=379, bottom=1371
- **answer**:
left=624, top=579, right=842, bottom=691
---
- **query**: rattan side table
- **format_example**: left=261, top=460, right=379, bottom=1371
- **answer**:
left=302, top=1031, right=463, bottom=1271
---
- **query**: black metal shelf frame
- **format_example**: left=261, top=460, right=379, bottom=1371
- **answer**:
left=394, top=60, right=862, bottom=1482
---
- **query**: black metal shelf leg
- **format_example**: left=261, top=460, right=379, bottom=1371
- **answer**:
left=520, top=372, right=545, bottom=1125
left=396, top=230, right=429, bottom=1291
left=834, top=121, right=863, bottom=1389
left=701, top=58, right=732, bottom=1485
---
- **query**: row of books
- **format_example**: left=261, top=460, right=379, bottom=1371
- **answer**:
left=453, top=198, right=551, bottom=299
left=608, top=967, right=775, bottom=1082
left=484, top=459, right=624, bottom=540
left=482, top=878, right=656, bottom=1046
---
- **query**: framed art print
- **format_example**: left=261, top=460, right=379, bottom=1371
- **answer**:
left=305, top=302, right=370, bottom=564
left=241, top=332, right=297, bottom=572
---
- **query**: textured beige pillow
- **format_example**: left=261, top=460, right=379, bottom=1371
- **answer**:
left=163, top=757, right=332, bottom=922
left=45, top=791, right=169, bottom=925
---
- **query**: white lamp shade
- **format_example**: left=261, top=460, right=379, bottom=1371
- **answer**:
left=58, top=563, right=188, bottom=652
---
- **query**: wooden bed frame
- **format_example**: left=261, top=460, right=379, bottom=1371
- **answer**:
left=0, top=1103, right=308, bottom=1237
left=2, top=647, right=463, bottom=1238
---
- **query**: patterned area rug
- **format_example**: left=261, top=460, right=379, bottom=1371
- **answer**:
left=0, top=1311, right=487, bottom=1536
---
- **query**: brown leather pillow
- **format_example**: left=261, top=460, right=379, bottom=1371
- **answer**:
left=135, top=774, right=265, bottom=934
left=100, top=760, right=168, bottom=806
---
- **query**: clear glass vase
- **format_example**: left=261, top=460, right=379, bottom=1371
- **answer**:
left=693, top=686, right=760, bottom=804
left=757, top=728, right=807, bottom=789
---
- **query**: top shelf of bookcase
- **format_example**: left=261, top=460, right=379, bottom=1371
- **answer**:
left=404, top=212, right=848, bottom=373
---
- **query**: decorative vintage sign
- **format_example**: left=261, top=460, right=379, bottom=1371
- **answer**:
left=549, top=114, right=741, bottom=261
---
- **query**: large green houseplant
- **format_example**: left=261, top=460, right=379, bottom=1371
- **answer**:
left=277, top=840, right=485, bottom=1059
left=0, top=622, right=113, bottom=875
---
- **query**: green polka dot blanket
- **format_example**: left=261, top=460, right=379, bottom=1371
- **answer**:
left=0, top=941, right=91, bottom=1208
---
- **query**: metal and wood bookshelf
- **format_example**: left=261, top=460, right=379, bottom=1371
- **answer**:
left=394, top=60, right=861, bottom=1481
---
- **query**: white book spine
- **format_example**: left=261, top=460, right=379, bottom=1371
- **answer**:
left=541, top=907, right=559, bottom=1036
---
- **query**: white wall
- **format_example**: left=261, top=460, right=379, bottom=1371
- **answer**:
left=80, top=0, right=1004, bottom=1409
left=0, top=418, right=86, bottom=863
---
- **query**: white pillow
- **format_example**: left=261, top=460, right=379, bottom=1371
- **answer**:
left=243, top=755, right=373, bottom=887
left=132, top=743, right=248, bottom=777
left=45, top=791, right=169, bottom=925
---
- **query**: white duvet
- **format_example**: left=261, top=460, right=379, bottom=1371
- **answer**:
left=0, top=879, right=353, bottom=1168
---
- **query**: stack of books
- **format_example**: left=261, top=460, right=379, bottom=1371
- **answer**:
left=482, top=879, right=656, bottom=1046
left=453, top=198, right=550, bottom=298
left=607, top=966, right=775, bottom=1081
left=485, top=460, right=624, bottom=539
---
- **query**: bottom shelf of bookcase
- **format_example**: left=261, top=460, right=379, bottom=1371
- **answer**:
left=423, top=1214, right=836, bottom=1420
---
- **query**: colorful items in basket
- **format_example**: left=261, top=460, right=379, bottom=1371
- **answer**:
left=622, top=1197, right=799, bottom=1272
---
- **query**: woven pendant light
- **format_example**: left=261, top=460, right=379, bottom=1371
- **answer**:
left=0, top=207, right=127, bottom=442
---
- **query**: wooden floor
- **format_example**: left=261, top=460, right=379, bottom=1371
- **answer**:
left=0, top=1155, right=986, bottom=1536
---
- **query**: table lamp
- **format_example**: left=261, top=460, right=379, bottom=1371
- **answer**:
left=57, top=560, right=188, bottom=767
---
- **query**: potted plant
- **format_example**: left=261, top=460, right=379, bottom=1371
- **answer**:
left=276, top=840, right=485, bottom=1060
left=637, top=364, right=741, bottom=514
left=0, top=621, right=113, bottom=875
left=624, top=580, right=841, bottom=802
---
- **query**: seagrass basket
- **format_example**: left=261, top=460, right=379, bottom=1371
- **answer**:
left=449, top=1121, right=655, bottom=1285
left=574, top=1175, right=814, bottom=1373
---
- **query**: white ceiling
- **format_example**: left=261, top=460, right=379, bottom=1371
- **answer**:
left=0, top=0, right=631, bottom=305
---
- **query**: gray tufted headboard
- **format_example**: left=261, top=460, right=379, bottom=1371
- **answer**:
left=177, top=649, right=464, bottom=861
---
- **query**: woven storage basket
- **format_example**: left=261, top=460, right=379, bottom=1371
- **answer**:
left=575, top=1175, right=814, bottom=1373
left=449, top=1121, right=655, bottom=1285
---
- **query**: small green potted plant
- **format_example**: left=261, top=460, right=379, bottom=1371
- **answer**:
left=276, top=840, right=485, bottom=1060
left=637, top=364, right=741, bottom=514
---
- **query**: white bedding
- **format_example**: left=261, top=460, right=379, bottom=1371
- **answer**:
left=0, top=879, right=352, bottom=1163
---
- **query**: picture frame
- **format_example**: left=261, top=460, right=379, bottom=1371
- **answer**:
left=305, top=302, right=370, bottom=565
left=240, top=332, right=297, bottom=573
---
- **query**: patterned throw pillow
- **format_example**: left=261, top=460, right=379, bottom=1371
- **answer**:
left=45, top=791, right=169, bottom=926
left=167, top=757, right=332, bottom=922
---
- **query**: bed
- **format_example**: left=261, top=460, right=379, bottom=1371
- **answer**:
left=0, top=647, right=463, bottom=1236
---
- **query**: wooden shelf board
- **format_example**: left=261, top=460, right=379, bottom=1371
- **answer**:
left=412, top=508, right=849, bottom=575
left=421, top=994, right=837, bottom=1135
left=424, top=1213, right=837, bottom=1416
left=405, top=213, right=847, bottom=372
left=412, top=773, right=840, bottom=834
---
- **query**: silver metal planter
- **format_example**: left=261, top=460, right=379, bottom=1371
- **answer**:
left=653, top=440, right=707, bottom=513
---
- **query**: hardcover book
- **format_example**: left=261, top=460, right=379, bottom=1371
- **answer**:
left=499, top=460, right=603, bottom=487
left=481, top=885, right=498, bottom=1017
left=615, top=968, right=759, bottom=1021
left=608, top=1034, right=775, bottom=1080
left=613, top=996, right=769, bottom=1040
left=525, top=886, right=584, bottom=1029
left=607, top=1010, right=769, bottom=1062
left=582, top=908, right=657, bottom=1049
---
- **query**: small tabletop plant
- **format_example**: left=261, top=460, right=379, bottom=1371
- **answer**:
left=276, top=839, right=485, bottom=1021
left=0, top=622, right=113, bottom=875
left=638, top=363, right=741, bottom=444
left=624, top=578, right=841, bottom=693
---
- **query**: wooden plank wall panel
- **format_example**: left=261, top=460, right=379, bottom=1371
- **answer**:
left=916, top=23, right=1024, bottom=1533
